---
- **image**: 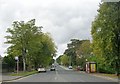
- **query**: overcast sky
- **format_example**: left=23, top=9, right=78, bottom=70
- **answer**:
left=0, top=0, right=101, bottom=57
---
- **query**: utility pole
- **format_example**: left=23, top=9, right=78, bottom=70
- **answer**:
left=22, top=48, right=26, bottom=72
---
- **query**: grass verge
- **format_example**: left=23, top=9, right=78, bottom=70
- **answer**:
left=9, top=70, right=38, bottom=76
left=98, top=73, right=118, bottom=78
left=90, top=73, right=118, bottom=78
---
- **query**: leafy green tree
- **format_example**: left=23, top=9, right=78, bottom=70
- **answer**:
left=60, top=54, right=69, bottom=66
left=5, top=19, right=42, bottom=71
left=76, top=40, right=91, bottom=67
left=2, top=55, right=15, bottom=72
left=5, top=19, right=56, bottom=71
left=64, top=39, right=91, bottom=67
left=91, top=2, right=120, bottom=74
left=64, top=39, right=81, bottom=66
left=56, top=55, right=62, bottom=65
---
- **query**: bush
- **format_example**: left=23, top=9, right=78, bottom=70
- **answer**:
left=98, top=66, right=115, bottom=74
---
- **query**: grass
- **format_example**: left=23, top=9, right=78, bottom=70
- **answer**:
left=91, top=73, right=118, bottom=78
left=9, top=70, right=38, bottom=76
left=99, top=73, right=118, bottom=78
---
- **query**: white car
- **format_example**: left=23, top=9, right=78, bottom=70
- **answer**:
left=50, top=64, right=56, bottom=71
left=68, top=66, right=72, bottom=69
left=50, top=66, right=56, bottom=71
left=37, top=67, right=46, bottom=72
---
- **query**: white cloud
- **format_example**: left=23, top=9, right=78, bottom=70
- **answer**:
left=0, top=0, right=101, bottom=57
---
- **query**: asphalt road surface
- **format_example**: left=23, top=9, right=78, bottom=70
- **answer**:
left=10, top=64, right=118, bottom=82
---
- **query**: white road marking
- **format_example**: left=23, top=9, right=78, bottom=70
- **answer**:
left=54, top=71, right=57, bottom=80
left=56, top=70, right=58, bottom=75
left=55, top=69, right=67, bottom=82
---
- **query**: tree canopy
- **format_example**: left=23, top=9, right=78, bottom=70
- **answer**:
left=91, top=2, right=120, bottom=74
left=5, top=19, right=57, bottom=71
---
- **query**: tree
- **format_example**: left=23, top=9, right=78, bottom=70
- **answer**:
left=91, top=2, right=120, bottom=74
left=60, top=54, right=69, bottom=66
left=2, top=55, right=15, bottom=72
left=5, top=19, right=56, bottom=71
left=56, top=55, right=62, bottom=65
left=64, top=39, right=91, bottom=67
left=5, top=19, right=42, bottom=71
left=76, top=40, right=91, bottom=67
left=64, top=39, right=82, bottom=66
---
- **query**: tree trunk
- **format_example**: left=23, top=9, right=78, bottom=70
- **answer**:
left=22, top=48, right=26, bottom=71
left=23, top=58, right=26, bottom=71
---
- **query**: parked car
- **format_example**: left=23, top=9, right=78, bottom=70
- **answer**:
left=68, top=66, right=72, bottom=69
left=37, top=67, right=46, bottom=72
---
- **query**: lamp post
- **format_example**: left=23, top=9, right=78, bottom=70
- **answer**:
left=15, top=56, right=19, bottom=74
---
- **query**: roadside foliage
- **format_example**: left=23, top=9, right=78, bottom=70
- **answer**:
left=60, top=39, right=91, bottom=69
left=58, top=2, right=120, bottom=74
left=4, top=19, right=57, bottom=71
left=91, top=2, right=120, bottom=74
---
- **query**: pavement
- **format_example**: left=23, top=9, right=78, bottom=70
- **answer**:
left=89, top=73, right=119, bottom=82
left=1, top=73, right=22, bottom=82
left=1, top=71, right=38, bottom=83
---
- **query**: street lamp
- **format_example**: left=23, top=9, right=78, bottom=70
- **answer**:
left=15, top=56, right=19, bottom=74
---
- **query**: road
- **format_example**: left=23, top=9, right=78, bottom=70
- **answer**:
left=8, top=64, right=118, bottom=82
